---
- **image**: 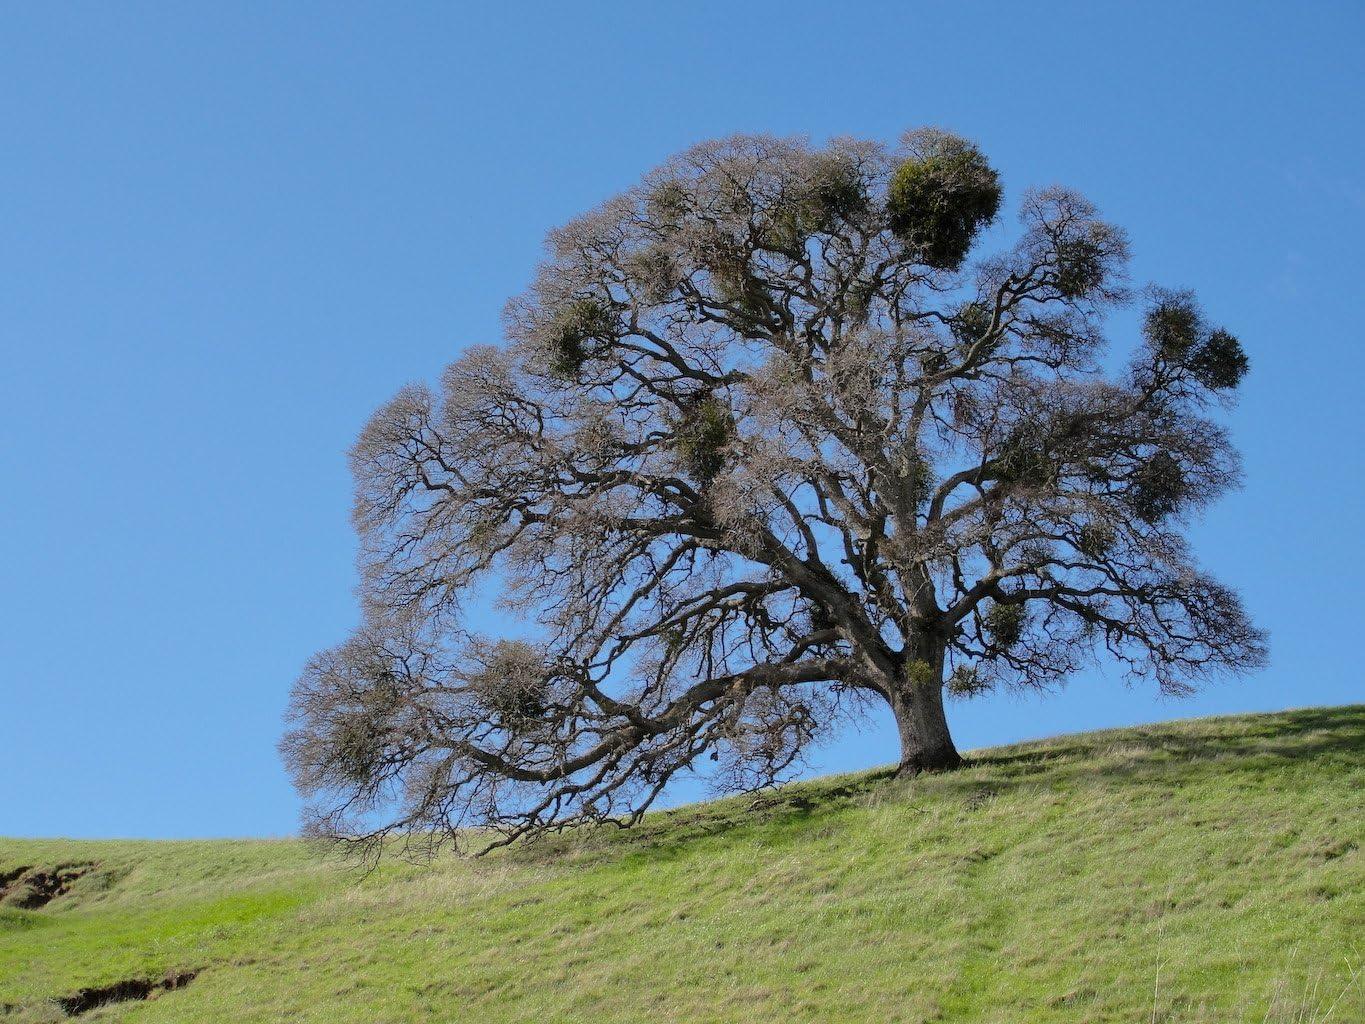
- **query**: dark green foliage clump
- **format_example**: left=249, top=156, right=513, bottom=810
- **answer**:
left=1130, top=451, right=1186, bottom=523
left=549, top=298, right=616, bottom=378
left=806, top=600, right=839, bottom=635
left=331, top=712, right=386, bottom=786
left=904, top=659, right=937, bottom=688
left=946, top=663, right=987, bottom=696
left=845, top=276, right=877, bottom=322
left=897, top=450, right=934, bottom=508
left=985, top=601, right=1026, bottom=649
left=330, top=671, right=403, bottom=785
left=631, top=244, right=684, bottom=305
left=805, top=154, right=868, bottom=226
left=1188, top=328, right=1249, bottom=390
left=886, top=137, right=1001, bottom=271
left=672, top=396, right=735, bottom=483
left=996, top=422, right=1058, bottom=488
left=646, top=180, right=690, bottom=227
left=950, top=301, right=994, bottom=345
left=874, top=449, right=934, bottom=504
left=1144, top=292, right=1248, bottom=391
left=481, top=682, right=548, bottom=729
left=1053, top=231, right=1109, bottom=298
left=470, top=642, right=551, bottom=733
left=702, top=237, right=773, bottom=328
left=1144, top=292, right=1202, bottom=360
left=765, top=156, right=867, bottom=251
left=1077, top=521, right=1116, bottom=559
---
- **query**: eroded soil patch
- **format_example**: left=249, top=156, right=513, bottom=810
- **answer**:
left=56, top=971, right=199, bottom=1016
left=0, top=866, right=32, bottom=890
left=0, top=863, right=96, bottom=909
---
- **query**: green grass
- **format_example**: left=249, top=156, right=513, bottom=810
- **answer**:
left=2, top=706, right=1362, bottom=1022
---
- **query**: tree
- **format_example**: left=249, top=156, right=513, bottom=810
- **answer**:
left=282, top=128, right=1267, bottom=853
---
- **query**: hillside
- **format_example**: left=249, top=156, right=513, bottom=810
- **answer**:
left=2, top=706, right=1361, bottom=1023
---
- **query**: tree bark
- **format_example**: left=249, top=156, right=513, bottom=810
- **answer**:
left=888, top=643, right=963, bottom=775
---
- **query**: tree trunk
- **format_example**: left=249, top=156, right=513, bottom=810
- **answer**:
left=888, top=643, right=963, bottom=775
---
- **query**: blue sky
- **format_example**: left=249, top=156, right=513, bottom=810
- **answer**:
left=2, top=2, right=1362, bottom=838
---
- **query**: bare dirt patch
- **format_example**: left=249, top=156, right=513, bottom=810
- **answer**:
left=55, top=971, right=199, bottom=1016
left=0, top=865, right=33, bottom=890
left=0, top=863, right=96, bottom=909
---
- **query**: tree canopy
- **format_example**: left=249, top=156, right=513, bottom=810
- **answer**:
left=283, top=128, right=1266, bottom=854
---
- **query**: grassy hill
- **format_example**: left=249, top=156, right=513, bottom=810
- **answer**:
left=2, top=706, right=1361, bottom=1023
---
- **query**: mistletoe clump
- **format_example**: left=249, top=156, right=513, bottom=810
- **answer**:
left=466, top=641, right=552, bottom=733
left=887, top=131, right=1002, bottom=271
left=996, top=422, right=1059, bottom=489
left=1130, top=451, right=1187, bottom=523
left=1143, top=291, right=1250, bottom=391
left=951, top=300, right=994, bottom=345
left=1144, top=291, right=1203, bottom=360
left=1188, top=328, right=1249, bottom=391
left=803, top=152, right=868, bottom=227
left=671, top=396, right=735, bottom=483
left=1077, top=521, right=1117, bottom=559
left=985, top=601, right=1027, bottom=650
left=1053, top=224, right=1118, bottom=298
left=547, top=297, right=617, bottom=378
left=947, top=664, right=988, bottom=697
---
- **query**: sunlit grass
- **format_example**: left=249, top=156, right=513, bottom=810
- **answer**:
left=2, top=706, right=1361, bottom=1022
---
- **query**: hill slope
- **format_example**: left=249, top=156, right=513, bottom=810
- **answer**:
left=2, top=706, right=1362, bottom=1023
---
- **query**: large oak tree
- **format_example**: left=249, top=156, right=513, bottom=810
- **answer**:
left=283, top=129, right=1266, bottom=852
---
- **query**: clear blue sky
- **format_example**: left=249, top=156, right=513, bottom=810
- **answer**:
left=3, top=2, right=1361, bottom=838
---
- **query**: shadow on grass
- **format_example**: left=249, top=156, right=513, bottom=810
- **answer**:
left=912, top=704, right=1365, bottom=807
left=972, top=705, right=1365, bottom=772
left=503, top=705, right=1365, bottom=868
left=500, top=771, right=897, bottom=869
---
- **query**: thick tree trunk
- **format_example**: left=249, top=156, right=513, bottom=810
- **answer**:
left=888, top=642, right=963, bottom=776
